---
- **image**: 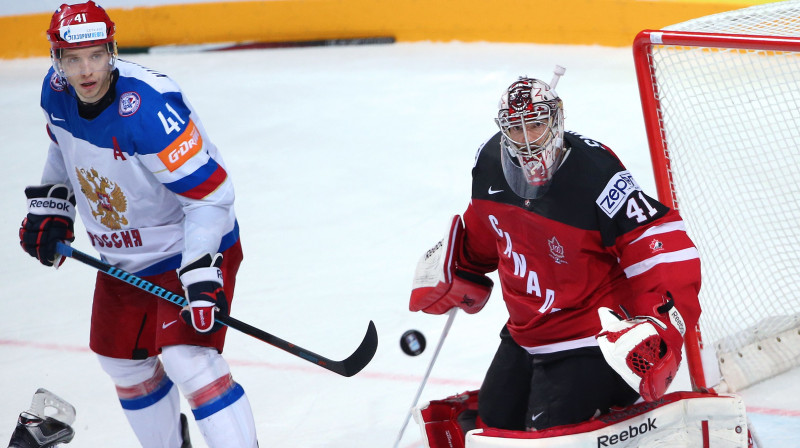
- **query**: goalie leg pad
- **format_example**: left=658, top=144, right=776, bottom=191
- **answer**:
left=465, top=392, right=749, bottom=448
left=413, top=390, right=483, bottom=448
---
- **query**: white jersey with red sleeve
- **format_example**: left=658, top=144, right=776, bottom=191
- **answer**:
left=39, top=60, right=239, bottom=276
left=459, top=130, right=701, bottom=351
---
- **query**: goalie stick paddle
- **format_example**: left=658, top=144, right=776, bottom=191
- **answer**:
left=56, top=243, right=378, bottom=377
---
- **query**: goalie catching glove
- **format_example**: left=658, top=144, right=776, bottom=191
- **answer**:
left=19, top=184, right=76, bottom=268
left=410, top=215, right=493, bottom=315
left=596, top=292, right=686, bottom=402
left=178, top=253, right=229, bottom=334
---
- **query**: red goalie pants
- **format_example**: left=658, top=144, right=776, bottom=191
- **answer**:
left=478, top=325, right=639, bottom=431
left=89, top=241, right=243, bottom=360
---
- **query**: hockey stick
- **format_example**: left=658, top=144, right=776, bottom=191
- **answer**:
left=55, top=243, right=378, bottom=377
left=393, top=308, right=458, bottom=448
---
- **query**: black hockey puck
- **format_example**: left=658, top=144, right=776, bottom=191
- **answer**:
left=400, top=329, right=426, bottom=356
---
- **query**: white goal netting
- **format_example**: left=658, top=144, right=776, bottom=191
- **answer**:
left=639, top=0, right=800, bottom=392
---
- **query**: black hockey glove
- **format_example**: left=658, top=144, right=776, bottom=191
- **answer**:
left=19, top=184, right=76, bottom=267
left=178, top=253, right=229, bottom=334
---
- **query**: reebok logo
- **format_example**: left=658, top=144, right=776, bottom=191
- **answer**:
left=29, top=199, right=71, bottom=213
left=425, top=240, right=443, bottom=260
left=596, top=417, right=657, bottom=447
left=669, top=307, right=686, bottom=336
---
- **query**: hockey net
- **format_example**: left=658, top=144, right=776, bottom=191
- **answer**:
left=633, top=0, right=800, bottom=393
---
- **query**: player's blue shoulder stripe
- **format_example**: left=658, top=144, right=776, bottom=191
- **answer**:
left=119, top=92, right=193, bottom=156
left=163, top=158, right=220, bottom=194
left=41, top=69, right=72, bottom=122
left=40, top=68, right=55, bottom=108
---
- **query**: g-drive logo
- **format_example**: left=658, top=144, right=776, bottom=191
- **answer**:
left=60, top=23, right=107, bottom=43
left=596, top=170, right=641, bottom=217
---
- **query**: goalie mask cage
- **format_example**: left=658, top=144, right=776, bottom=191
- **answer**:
left=633, top=0, right=800, bottom=394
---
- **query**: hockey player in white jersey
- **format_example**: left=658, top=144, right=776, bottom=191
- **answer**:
left=18, top=2, right=258, bottom=447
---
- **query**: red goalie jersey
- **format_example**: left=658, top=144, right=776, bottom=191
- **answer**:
left=459, top=130, right=701, bottom=350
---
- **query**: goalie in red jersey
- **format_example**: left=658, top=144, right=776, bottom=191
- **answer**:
left=410, top=69, right=702, bottom=435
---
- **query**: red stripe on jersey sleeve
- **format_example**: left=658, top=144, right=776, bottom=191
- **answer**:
left=179, top=164, right=228, bottom=200
left=614, top=211, right=702, bottom=326
left=616, top=212, right=696, bottom=274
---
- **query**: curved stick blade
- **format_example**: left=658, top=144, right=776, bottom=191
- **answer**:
left=337, top=320, right=379, bottom=377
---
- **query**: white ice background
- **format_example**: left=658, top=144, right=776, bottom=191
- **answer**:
left=1, top=41, right=798, bottom=447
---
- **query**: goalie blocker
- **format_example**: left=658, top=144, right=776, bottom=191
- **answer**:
left=414, top=390, right=751, bottom=448
left=410, top=215, right=493, bottom=315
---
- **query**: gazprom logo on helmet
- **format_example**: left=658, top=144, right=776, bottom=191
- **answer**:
left=60, top=22, right=107, bottom=43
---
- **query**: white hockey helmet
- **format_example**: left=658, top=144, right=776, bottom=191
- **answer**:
left=495, top=73, right=566, bottom=199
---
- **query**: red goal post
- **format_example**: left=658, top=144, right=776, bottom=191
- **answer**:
left=633, top=22, right=800, bottom=394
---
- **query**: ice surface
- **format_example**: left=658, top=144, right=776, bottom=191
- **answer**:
left=0, top=41, right=796, bottom=447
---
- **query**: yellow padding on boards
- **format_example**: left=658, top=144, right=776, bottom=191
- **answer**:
left=0, top=0, right=770, bottom=59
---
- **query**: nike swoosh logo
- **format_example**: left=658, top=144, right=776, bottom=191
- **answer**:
left=50, top=113, right=65, bottom=122
left=531, top=411, right=544, bottom=422
left=162, top=320, right=178, bottom=329
left=488, top=187, right=504, bottom=195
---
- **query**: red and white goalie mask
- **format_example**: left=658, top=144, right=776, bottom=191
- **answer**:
left=47, top=1, right=117, bottom=78
left=496, top=77, right=566, bottom=199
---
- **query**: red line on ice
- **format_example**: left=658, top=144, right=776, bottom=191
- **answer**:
left=0, top=339, right=91, bottom=353
left=17, top=338, right=800, bottom=418
left=746, top=406, right=800, bottom=417
left=0, top=338, right=478, bottom=387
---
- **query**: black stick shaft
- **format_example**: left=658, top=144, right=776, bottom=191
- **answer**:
left=56, top=243, right=377, bottom=377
